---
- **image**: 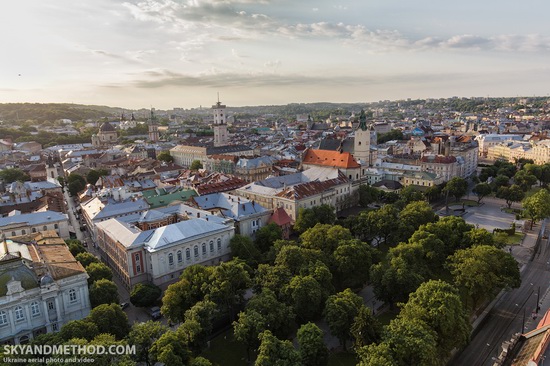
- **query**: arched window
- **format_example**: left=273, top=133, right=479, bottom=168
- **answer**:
left=168, top=253, right=174, bottom=265
left=0, top=311, right=7, bottom=326
left=68, top=289, right=77, bottom=303
left=186, top=248, right=191, bottom=260
left=31, top=302, right=40, bottom=317
left=194, top=245, right=199, bottom=257
left=217, top=239, right=222, bottom=251
left=177, top=250, right=182, bottom=263
left=209, top=241, right=214, bottom=252
left=202, top=243, right=206, bottom=255
left=21, top=230, right=26, bottom=235
left=14, top=306, right=24, bottom=321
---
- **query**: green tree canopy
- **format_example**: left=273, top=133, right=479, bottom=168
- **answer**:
left=87, top=303, right=131, bottom=340
left=383, top=317, right=439, bottom=366
left=89, top=279, right=119, bottom=308
left=254, top=223, right=283, bottom=254
left=300, top=223, right=352, bottom=255
left=332, top=239, right=375, bottom=290
left=323, top=288, right=364, bottom=350
left=190, top=160, right=203, bottom=170
left=472, top=183, right=492, bottom=203
left=130, top=282, right=162, bottom=308
left=230, top=235, right=261, bottom=268
left=496, top=184, right=525, bottom=209
left=128, top=321, right=169, bottom=366
left=58, top=319, right=99, bottom=342
left=523, top=188, right=550, bottom=229
left=297, top=322, right=328, bottom=366
left=514, top=170, right=538, bottom=191
left=358, top=185, right=380, bottom=207
left=351, top=306, right=381, bottom=349
left=0, top=168, right=29, bottom=183
left=75, top=252, right=100, bottom=267
left=443, top=177, right=468, bottom=202
left=157, top=151, right=174, bottom=163
left=293, top=204, right=336, bottom=233
left=255, top=330, right=300, bottom=366
left=86, top=262, right=113, bottom=284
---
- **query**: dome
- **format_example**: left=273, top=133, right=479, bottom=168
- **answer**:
left=99, top=122, right=116, bottom=132
left=39, top=274, right=54, bottom=287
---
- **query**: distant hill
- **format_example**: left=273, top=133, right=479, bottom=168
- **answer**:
left=0, top=103, right=121, bottom=123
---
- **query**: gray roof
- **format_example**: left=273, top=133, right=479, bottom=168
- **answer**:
left=193, top=193, right=269, bottom=221
left=235, top=156, right=276, bottom=169
left=0, top=211, right=67, bottom=227
left=94, top=198, right=149, bottom=220
left=206, top=145, right=253, bottom=155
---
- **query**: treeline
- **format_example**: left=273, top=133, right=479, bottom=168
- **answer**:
left=0, top=103, right=118, bottom=122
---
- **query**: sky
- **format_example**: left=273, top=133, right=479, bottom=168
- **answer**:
left=2, top=0, right=550, bottom=109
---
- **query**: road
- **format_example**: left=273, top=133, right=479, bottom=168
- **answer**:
left=451, top=221, right=550, bottom=366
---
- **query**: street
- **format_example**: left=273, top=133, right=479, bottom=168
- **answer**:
left=450, top=221, right=550, bottom=366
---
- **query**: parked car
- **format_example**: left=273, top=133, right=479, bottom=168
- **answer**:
left=149, top=306, right=161, bottom=320
left=120, top=302, right=130, bottom=310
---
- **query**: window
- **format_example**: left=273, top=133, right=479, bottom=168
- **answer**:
left=0, top=311, right=7, bottom=326
left=186, top=248, right=191, bottom=260
left=135, top=253, right=140, bottom=261
left=177, top=250, right=182, bottom=263
left=31, top=302, right=40, bottom=317
left=43, top=226, right=47, bottom=231
left=217, top=239, right=222, bottom=251
left=168, top=253, right=174, bottom=265
left=21, top=230, right=26, bottom=235
left=32, top=228, right=36, bottom=233
left=209, top=241, right=214, bottom=252
left=202, top=244, right=206, bottom=255
left=194, top=245, right=199, bottom=257
left=54, top=224, right=58, bottom=229
left=11, top=231, right=15, bottom=236
left=69, top=289, right=77, bottom=303
left=52, top=323, right=58, bottom=331
left=14, top=306, right=24, bottom=321
left=47, top=301, right=54, bottom=311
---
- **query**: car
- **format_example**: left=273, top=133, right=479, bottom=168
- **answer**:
left=149, top=306, right=161, bottom=320
left=120, top=302, right=130, bottom=310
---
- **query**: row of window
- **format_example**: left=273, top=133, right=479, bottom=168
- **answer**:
left=167, top=239, right=223, bottom=266
left=9, top=224, right=60, bottom=236
left=0, top=302, right=41, bottom=326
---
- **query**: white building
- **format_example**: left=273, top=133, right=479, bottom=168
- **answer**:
left=95, top=206, right=234, bottom=289
left=0, top=231, right=90, bottom=345
left=0, top=211, right=70, bottom=240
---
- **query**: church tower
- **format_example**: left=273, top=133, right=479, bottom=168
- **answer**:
left=354, top=109, right=376, bottom=166
left=212, top=95, right=229, bottom=147
left=148, top=108, right=159, bottom=142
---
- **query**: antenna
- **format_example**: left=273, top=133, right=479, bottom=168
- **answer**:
left=217, top=92, right=220, bottom=103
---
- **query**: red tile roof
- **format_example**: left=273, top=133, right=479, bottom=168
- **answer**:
left=302, top=149, right=360, bottom=169
left=269, top=207, right=293, bottom=226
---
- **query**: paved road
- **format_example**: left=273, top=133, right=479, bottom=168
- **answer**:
left=451, top=221, right=550, bottom=366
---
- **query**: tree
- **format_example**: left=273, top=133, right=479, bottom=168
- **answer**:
left=397, top=186, right=425, bottom=207
left=230, top=235, right=261, bottom=267
left=274, top=245, right=324, bottom=275
left=358, top=185, right=380, bottom=207
left=246, top=289, right=294, bottom=338
left=421, top=215, right=474, bottom=255
left=357, top=343, right=397, bottom=366
left=442, top=177, right=468, bottom=202
left=206, top=260, right=251, bottom=321
left=284, top=275, right=324, bottom=322
left=384, top=317, right=439, bottom=366
left=424, top=185, right=442, bottom=203
left=324, top=289, right=364, bottom=350
left=297, top=322, right=328, bottom=366
left=58, top=319, right=99, bottom=342
left=294, top=204, right=336, bottom=233
left=150, top=329, right=191, bottom=366
left=130, top=283, right=162, bottom=308
left=463, top=227, right=495, bottom=247
left=161, top=265, right=213, bottom=323
left=497, top=184, right=525, bottom=209
left=398, top=201, right=438, bottom=241
left=89, top=279, right=119, bottom=308
left=87, top=169, right=108, bottom=185
left=253, top=264, right=292, bottom=296
left=514, top=170, right=538, bottom=191
left=66, top=239, right=86, bottom=257
left=332, top=239, right=374, bottom=290
left=300, top=224, right=352, bottom=255
left=190, top=160, right=203, bottom=170
left=523, top=189, right=550, bottom=229
left=128, top=321, right=169, bottom=366
left=255, top=330, right=300, bottom=366
left=399, top=280, right=470, bottom=358
left=234, top=309, right=268, bottom=362
left=86, top=262, right=113, bottom=284
left=363, top=204, right=400, bottom=246
left=178, top=300, right=217, bottom=355
left=492, top=174, right=510, bottom=190
left=254, top=223, right=283, bottom=253
left=87, top=303, right=130, bottom=340
left=75, top=252, right=100, bottom=267
left=67, top=173, right=87, bottom=196
left=157, top=151, right=174, bottom=163
left=351, top=306, right=381, bottom=349
left=472, top=183, right=492, bottom=203
left=447, top=245, right=521, bottom=309
left=0, top=168, right=29, bottom=183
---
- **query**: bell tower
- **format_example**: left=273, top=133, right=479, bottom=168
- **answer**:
left=212, top=94, right=229, bottom=147
left=148, top=108, right=159, bottom=142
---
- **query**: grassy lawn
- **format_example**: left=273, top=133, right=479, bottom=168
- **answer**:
left=328, top=352, right=358, bottom=366
left=459, top=199, right=480, bottom=207
left=201, top=328, right=251, bottom=366
left=496, top=232, right=524, bottom=245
